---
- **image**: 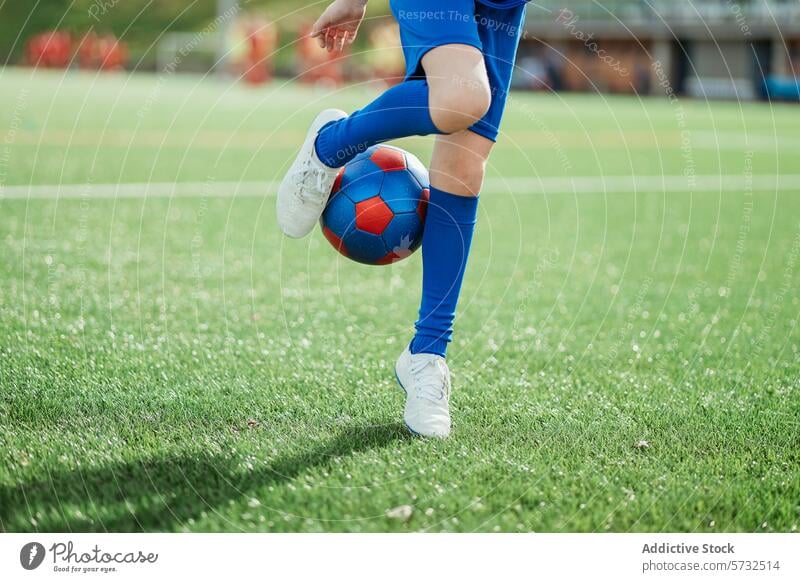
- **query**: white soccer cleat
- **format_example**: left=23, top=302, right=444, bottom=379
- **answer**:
left=395, top=346, right=452, bottom=439
left=276, top=108, right=347, bottom=238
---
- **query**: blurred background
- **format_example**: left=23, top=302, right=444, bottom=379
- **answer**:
left=2, top=0, right=799, bottom=101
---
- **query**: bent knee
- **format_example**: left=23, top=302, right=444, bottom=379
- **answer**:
left=429, top=76, right=492, bottom=134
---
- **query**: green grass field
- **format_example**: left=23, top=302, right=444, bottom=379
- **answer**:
left=1, top=67, right=799, bottom=532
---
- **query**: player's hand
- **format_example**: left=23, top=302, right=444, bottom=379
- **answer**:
left=311, top=0, right=368, bottom=52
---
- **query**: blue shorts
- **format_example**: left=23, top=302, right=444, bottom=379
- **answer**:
left=389, top=0, right=526, bottom=142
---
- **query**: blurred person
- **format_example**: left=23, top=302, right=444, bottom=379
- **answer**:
left=78, top=32, right=127, bottom=70
left=25, top=31, right=71, bottom=68
left=276, top=0, right=528, bottom=438
left=229, top=13, right=277, bottom=84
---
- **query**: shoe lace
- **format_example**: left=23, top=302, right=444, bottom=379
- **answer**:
left=410, top=357, right=450, bottom=402
left=294, top=158, right=329, bottom=205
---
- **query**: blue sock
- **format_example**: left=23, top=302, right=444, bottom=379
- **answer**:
left=410, top=187, right=479, bottom=358
left=314, top=79, right=442, bottom=168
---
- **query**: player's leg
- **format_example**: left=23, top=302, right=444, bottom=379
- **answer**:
left=394, top=44, right=493, bottom=439
left=397, top=2, right=527, bottom=438
left=315, top=44, right=491, bottom=168
left=277, top=0, right=487, bottom=238
left=395, top=131, right=490, bottom=438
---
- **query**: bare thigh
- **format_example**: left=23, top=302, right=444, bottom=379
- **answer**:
left=421, top=44, right=491, bottom=134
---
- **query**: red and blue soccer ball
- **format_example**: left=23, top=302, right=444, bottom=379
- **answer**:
left=320, top=145, right=429, bottom=265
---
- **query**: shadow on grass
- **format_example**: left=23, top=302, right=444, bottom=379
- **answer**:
left=1, top=420, right=409, bottom=532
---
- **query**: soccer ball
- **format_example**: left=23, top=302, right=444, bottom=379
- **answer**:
left=320, top=145, right=429, bottom=265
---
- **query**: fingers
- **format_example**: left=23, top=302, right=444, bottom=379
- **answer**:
left=312, top=27, right=336, bottom=51
left=320, top=28, right=349, bottom=52
left=310, top=19, right=354, bottom=52
left=334, top=30, right=347, bottom=52
left=325, top=29, right=336, bottom=52
left=311, top=26, right=327, bottom=49
left=310, top=12, right=330, bottom=40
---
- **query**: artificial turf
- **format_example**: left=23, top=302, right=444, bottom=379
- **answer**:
left=1, top=67, right=799, bottom=532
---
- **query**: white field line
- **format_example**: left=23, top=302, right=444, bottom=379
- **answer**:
left=1, top=174, right=800, bottom=200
